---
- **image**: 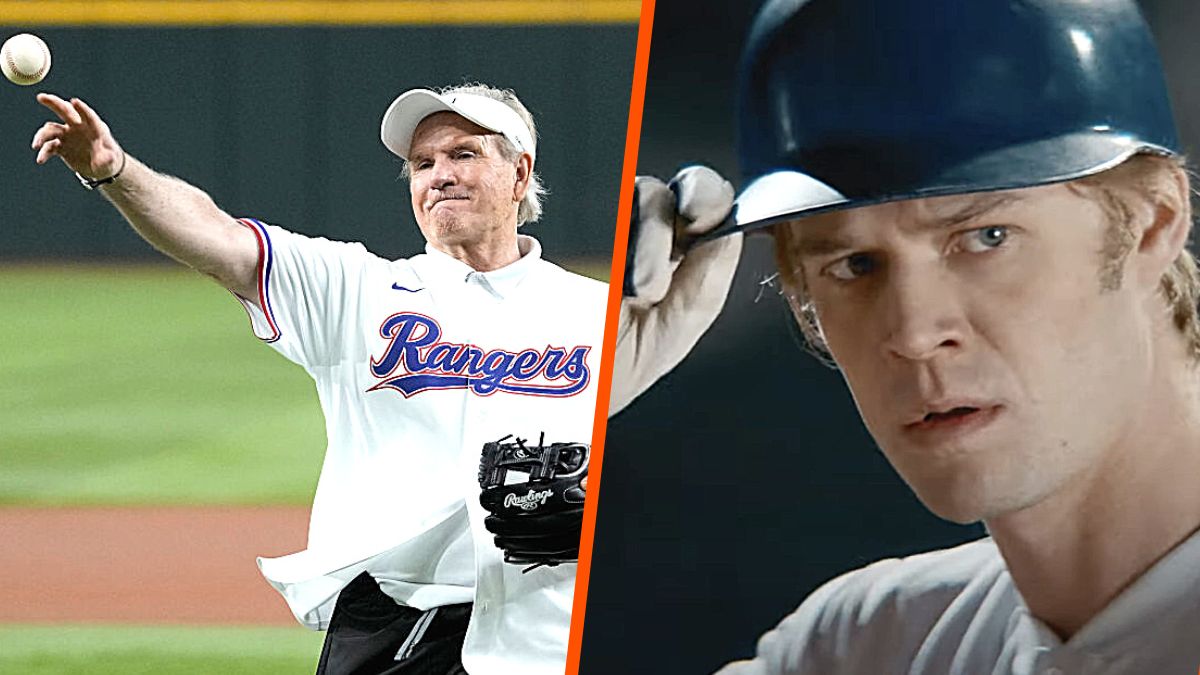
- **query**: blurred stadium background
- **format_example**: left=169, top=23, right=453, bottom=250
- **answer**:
left=581, top=1, right=1200, bottom=673
left=0, top=1, right=634, bottom=672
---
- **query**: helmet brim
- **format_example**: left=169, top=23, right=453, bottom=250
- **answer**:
left=717, top=133, right=1175, bottom=238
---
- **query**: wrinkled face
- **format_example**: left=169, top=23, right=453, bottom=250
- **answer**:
left=407, top=111, right=528, bottom=249
left=777, top=184, right=1157, bottom=523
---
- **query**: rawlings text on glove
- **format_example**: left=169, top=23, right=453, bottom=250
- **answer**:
left=478, top=433, right=588, bottom=571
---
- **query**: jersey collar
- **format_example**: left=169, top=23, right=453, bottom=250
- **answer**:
left=419, top=235, right=542, bottom=299
left=1004, top=524, right=1200, bottom=666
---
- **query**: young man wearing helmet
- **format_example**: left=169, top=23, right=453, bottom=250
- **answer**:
left=614, top=1, right=1200, bottom=672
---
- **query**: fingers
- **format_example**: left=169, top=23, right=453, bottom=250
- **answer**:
left=669, top=165, right=736, bottom=238
left=35, top=92, right=67, bottom=115
left=30, top=95, right=121, bottom=177
left=31, top=121, right=67, bottom=150
left=624, top=176, right=677, bottom=308
left=36, top=92, right=83, bottom=125
left=654, top=164, right=741, bottom=324
left=73, top=97, right=107, bottom=132
left=36, top=138, right=62, bottom=165
left=624, top=167, right=737, bottom=307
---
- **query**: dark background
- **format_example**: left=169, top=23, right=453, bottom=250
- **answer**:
left=581, top=1, right=1200, bottom=673
left=0, top=25, right=636, bottom=261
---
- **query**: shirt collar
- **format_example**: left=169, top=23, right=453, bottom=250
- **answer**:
left=416, top=235, right=542, bottom=299
left=1004, top=524, right=1200, bottom=663
left=1070, top=523, right=1200, bottom=652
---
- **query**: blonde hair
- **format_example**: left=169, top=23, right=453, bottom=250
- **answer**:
left=401, top=83, right=547, bottom=225
left=773, top=154, right=1200, bottom=361
left=1074, top=154, right=1200, bottom=359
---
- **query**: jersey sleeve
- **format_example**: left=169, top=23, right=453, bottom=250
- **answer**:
left=234, top=218, right=375, bottom=368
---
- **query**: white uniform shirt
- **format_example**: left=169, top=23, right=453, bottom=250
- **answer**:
left=717, top=529, right=1200, bottom=675
left=234, top=219, right=607, bottom=675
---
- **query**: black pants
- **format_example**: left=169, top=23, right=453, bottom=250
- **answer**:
left=316, top=572, right=472, bottom=675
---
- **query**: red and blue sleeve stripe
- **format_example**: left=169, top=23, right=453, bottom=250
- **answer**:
left=234, top=217, right=282, bottom=344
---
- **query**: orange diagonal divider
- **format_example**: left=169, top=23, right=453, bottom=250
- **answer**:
left=565, top=0, right=656, bottom=672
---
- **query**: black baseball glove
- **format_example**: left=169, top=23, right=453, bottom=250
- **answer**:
left=477, top=433, right=589, bottom=571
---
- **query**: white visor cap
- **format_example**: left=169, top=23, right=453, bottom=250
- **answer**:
left=381, top=89, right=536, bottom=162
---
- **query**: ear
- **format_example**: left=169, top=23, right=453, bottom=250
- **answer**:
left=512, top=152, right=533, bottom=202
left=1133, top=164, right=1191, bottom=291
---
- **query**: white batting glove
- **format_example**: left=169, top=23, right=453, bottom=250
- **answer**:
left=609, top=165, right=743, bottom=416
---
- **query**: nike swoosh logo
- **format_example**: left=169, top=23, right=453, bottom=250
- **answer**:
left=391, top=283, right=425, bottom=293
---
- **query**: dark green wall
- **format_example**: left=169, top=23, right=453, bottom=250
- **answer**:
left=0, top=25, right=635, bottom=260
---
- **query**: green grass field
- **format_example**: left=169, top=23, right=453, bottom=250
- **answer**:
left=0, top=260, right=611, bottom=505
left=0, top=625, right=325, bottom=674
left=0, top=264, right=327, bottom=505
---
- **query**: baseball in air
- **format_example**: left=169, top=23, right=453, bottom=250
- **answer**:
left=1, top=33, right=52, bottom=86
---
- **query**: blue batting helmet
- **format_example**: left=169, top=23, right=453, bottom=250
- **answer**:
left=721, top=0, right=1181, bottom=235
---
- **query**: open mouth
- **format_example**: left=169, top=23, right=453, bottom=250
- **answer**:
left=922, top=406, right=979, bottom=423
left=905, top=404, right=1001, bottom=436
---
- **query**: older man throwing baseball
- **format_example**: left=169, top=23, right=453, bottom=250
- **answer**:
left=31, top=83, right=604, bottom=675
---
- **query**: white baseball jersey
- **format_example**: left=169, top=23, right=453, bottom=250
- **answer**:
left=233, top=219, right=607, bottom=675
left=716, top=528, right=1200, bottom=675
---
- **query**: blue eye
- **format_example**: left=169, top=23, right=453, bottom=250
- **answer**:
left=962, top=226, right=1008, bottom=252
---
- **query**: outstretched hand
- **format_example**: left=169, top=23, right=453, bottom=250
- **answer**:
left=31, top=93, right=124, bottom=180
